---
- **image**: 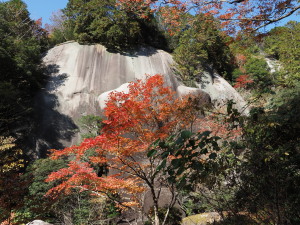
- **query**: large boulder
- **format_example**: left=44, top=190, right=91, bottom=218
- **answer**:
left=199, top=71, right=249, bottom=114
left=33, top=41, right=248, bottom=156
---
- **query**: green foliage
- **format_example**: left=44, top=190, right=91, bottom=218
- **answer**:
left=230, top=33, right=261, bottom=56
left=58, top=0, right=168, bottom=51
left=151, top=88, right=300, bottom=224
left=264, top=21, right=300, bottom=87
left=149, top=129, right=221, bottom=192
left=77, top=114, right=103, bottom=139
left=223, top=85, right=300, bottom=224
left=178, top=88, right=300, bottom=223
left=0, top=0, right=48, bottom=136
left=232, top=68, right=244, bottom=82
left=173, top=30, right=207, bottom=87
left=176, top=140, right=243, bottom=218
left=173, top=14, right=234, bottom=86
left=165, top=87, right=300, bottom=223
left=244, top=57, right=273, bottom=90
left=14, top=158, right=67, bottom=223
left=15, top=158, right=119, bottom=224
left=0, top=1, right=48, bottom=215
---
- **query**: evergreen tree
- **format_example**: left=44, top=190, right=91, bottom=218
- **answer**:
left=60, top=0, right=167, bottom=50
left=0, top=0, right=48, bottom=136
left=173, top=14, right=234, bottom=86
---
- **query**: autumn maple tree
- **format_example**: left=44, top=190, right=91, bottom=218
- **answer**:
left=46, top=75, right=208, bottom=225
left=233, top=74, right=254, bottom=88
left=118, top=0, right=300, bottom=34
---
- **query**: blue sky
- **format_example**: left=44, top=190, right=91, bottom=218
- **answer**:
left=22, top=0, right=68, bottom=26
left=265, top=13, right=300, bottom=31
left=2, top=0, right=68, bottom=25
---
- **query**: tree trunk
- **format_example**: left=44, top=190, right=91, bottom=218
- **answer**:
left=153, top=204, right=160, bottom=225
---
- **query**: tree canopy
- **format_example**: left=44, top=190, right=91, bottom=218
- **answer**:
left=119, top=0, right=300, bottom=34
left=55, top=0, right=168, bottom=50
left=173, top=13, right=234, bottom=86
left=0, top=0, right=48, bottom=136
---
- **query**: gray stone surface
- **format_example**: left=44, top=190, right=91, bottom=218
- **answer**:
left=33, top=41, right=248, bottom=156
left=26, top=220, right=52, bottom=225
left=198, top=71, right=249, bottom=114
left=182, top=212, right=222, bottom=225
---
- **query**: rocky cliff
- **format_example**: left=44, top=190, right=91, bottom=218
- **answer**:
left=33, top=41, right=248, bottom=156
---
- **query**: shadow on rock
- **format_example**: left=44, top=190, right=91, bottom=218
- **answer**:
left=29, top=64, right=78, bottom=158
left=106, top=45, right=158, bottom=57
left=45, top=64, right=69, bottom=92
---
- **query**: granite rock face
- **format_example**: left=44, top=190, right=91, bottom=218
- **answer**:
left=34, top=41, right=248, bottom=156
left=42, top=42, right=177, bottom=118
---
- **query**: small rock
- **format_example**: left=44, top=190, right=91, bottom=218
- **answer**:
left=26, top=220, right=52, bottom=225
left=182, top=212, right=222, bottom=225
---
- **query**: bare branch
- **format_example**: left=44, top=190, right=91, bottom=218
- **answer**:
left=229, top=0, right=246, bottom=3
left=74, top=186, right=132, bottom=210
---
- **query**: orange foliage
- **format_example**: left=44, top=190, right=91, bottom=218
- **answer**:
left=0, top=213, right=15, bottom=225
left=117, top=0, right=154, bottom=19
left=35, top=17, right=43, bottom=26
left=46, top=75, right=201, bottom=208
left=234, top=74, right=254, bottom=88
left=235, top=54, right=247, bottom=70
left=117, top=0, right=300, bottom=34
left=159, top=6, right=186, bottom=36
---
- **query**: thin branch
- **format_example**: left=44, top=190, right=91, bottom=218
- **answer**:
left=218, top=5, right=300, bottom=25
left=74, top=186, right=132, bottom=210
left=129, top=155, right=149, bottom=178
left=254, top=5, right=300, bottom=31
left=162, top=183, right=178, bottom=225
left=221, top=18, right=269, bottom=21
